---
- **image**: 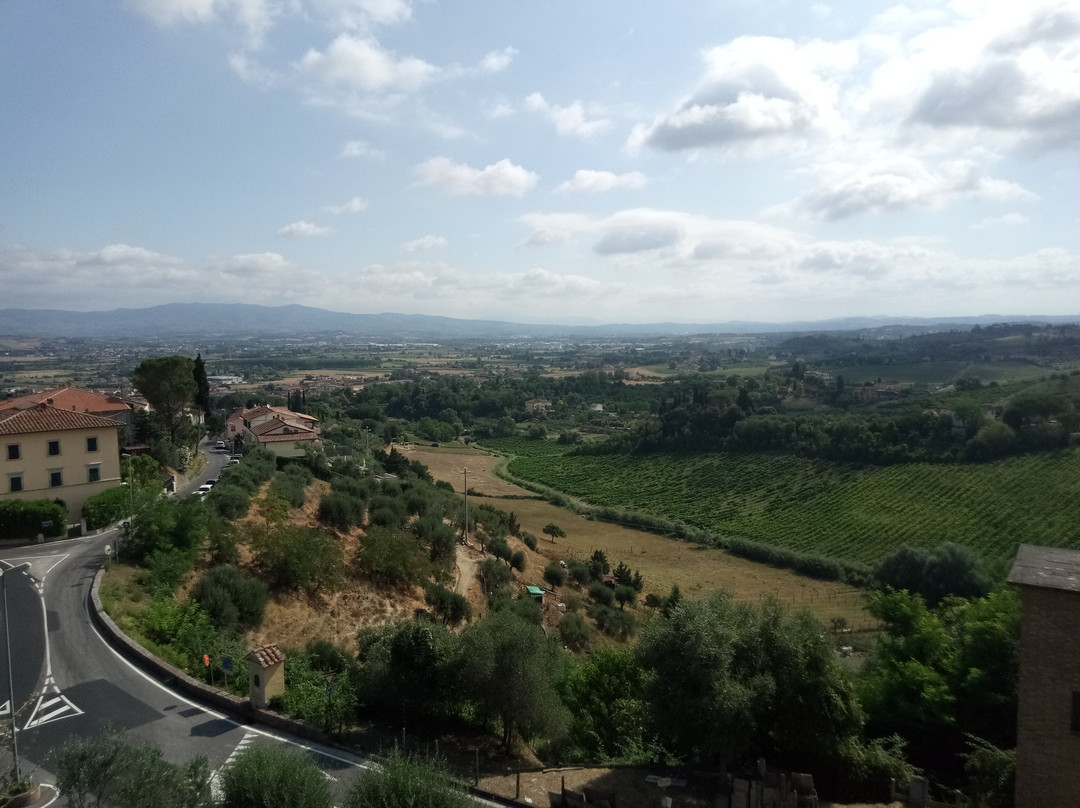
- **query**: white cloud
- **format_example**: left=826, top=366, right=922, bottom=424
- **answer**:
left=131, top=0, right=279, bottom=46
left=525, top=93, right=612, bottom=138
left=403, top=234, right=448, bottom=252
left=630, top=36, right=854, bottom=153
left=307, top=0, right=413, bottom=29
left=326, top=196, right=370, bottom=214
left=414, top=157, right=539, bottom=196
left=555, top=170, right=648, bottom=194
left=278, top=220, right=333, bottom=237
left=791, top=156, right=1036, bottom=220
left=299, top=35, right=437, bottom=93
left=972, top=212, right=1030, bottom=230
left=341, top=139, right=383, bottom=158
left=479, top=47, right=517, bottom=74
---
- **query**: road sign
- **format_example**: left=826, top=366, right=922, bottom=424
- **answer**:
left=221, top=655, right=234, bottom=675
left=104, top=545, right=112, bottom=557
left=203, top=654, right=210, bottom=667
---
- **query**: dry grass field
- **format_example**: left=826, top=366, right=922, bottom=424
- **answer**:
left=407, top=444, right=875, bottom=629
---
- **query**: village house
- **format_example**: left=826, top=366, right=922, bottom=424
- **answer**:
left=0, top=402, right=123, bottom=528
left=226, top=405, right=320, bottom=458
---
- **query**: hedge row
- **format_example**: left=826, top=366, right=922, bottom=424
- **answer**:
left=0, top=500, right=67, bottom=539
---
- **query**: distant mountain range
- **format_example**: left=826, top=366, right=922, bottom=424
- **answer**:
left=1, top=303, right=1079, bottom=339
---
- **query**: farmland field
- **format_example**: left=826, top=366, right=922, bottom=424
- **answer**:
left=406, top=443, right=875, bottom=628
left=481, top=438, right=1080, bottom=575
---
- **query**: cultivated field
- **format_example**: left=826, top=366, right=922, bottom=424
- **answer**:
left=407, top=444, right=875, bottom=629
left=481, top=438, right=1080, bottom=576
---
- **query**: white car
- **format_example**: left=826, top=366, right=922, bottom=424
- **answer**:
left=197, top=483, right=214, bottom=493
left=215, top=440, right=227, bottom=450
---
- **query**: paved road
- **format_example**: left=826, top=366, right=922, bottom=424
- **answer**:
left=0, top=442, right=368, bottom=802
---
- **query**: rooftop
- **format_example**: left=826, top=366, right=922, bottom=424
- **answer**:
left=0, top=386, right=131, bottom=415
left=247, top=643, right=286, bottom=668
left=1007, top=544, right=1080, bottom=594
left=0, top=403, right=123, bottom=436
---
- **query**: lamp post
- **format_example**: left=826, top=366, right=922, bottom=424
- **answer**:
left=120, top=453, right=135, bottom=565
left=2, top=562, right=30, bottom=781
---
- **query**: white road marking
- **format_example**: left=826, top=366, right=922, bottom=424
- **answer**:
left=24, top=680, right=83, bottom=729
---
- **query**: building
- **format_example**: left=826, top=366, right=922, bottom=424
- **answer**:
left=226, top=405, right=320, bottom=459
left=1007, top=544, right=1080, bottom=807
left=0, top=402, right=123, bottom=527
left=0, top=385, right=134, bottom=429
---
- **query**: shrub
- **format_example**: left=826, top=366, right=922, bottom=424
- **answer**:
left=206, top=484, right=251, bottom=520
left=521, top=531, right=538, bottom=551
left=589, top=604, right=636, bottom=639
left=478, top=558, right=513, bottom=598
left=254, top=524, right=344, bottom=594
left=589, top=581, right=615, bottom=607
left=189, top=565, right=268, bottom=635
left=82, top=486, right=133, bottom=529
left=358, top=526, right=430, bottom=586
left=510, top=550, right=526, bottom=572
left=317, top=492, right=366, bottom=531
left=0, top=499, right=66, bottom=539
left=559, top=613, right=590, bottom=652
left=544, top=562, right=567, bottom=588
left=220, top=744, right=332, bottom=808
left=568, top=560, right=591, bottom=586
left=344, top=749, right=471, bottom=808
left=425, top=585, right=471, bottom=626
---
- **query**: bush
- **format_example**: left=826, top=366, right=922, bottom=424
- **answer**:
left=589, top=581, right=615, bottom=607
left=0, top=499, right=66, bottom=539
left=588, top=603, right=636, bottom=639
left=510, top=550, right=526, bottom=572
left=358, top=526, right=430, bottom=586
left=568, top=560, right=591, bottom=586
left=82, top=485, right=133, bottom=529
left=206, top=484, right=251, bottom=520
left=478, top=558, right=513, bottom=598
left=344, top=750, right=471, bottom=808
left=544, top=562, right=567, bottom=588
left=425, top=585, right=471, bottom=626
left=219, top=744, right=332, bottom=808
left=559, top=612, right=590, bottom=652
left=317, top=492, right=366, bottom=531
left=254, top=524, right=344, bottom=594
left=189, top=565, right=268, bottom=635
left=267, top=464, right=310, bottom=509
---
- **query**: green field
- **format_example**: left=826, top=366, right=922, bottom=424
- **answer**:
left=483, top=438, right=1080, bottom=575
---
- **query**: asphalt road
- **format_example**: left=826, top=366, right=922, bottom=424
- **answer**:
left=0, top=438, right=369, bottom=802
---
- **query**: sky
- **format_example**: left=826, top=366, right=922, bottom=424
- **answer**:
left=2, top=0, right=1079, bottom=325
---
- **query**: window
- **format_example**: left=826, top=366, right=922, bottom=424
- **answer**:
left=1072, top=692, right=1080, bottom=733
left=8, top=476, right=22, bottom=493
left=88, top=466, right=100, bottom=483
left=50, top=470, right=63, bottom=487
left=86, top=437, right=98, bottom=452
left=6, top=444, right=18, bottom=461
left=48, top=440, right=60, bottom=456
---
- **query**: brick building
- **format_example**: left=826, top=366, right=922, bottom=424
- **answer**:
left=1007, top=544, right=1080, bottom=807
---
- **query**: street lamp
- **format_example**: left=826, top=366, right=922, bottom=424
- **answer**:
left=1, top=562, right=31, bottom=781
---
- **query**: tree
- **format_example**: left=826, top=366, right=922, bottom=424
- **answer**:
left=562, top=648, right=650, bottom=761
left=460, top=610, right=569, bottom=750
left=56, top=726, right=211, bottom=808
left=344, top=749, right=471, bottom=808
left=192, top=352, right=211, bottom=416
left=543, top=523, right=566, bottom=543
left=637, top=591, right=860, bottom=780
left=543, top=561, right=567, bottom=588
left=218, top=744, right=332, bottom=808
left=253, top=524, right=345, bottom=594
left=131, top=356, right=198, bottom=447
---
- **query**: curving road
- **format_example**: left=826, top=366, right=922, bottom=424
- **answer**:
left=0, top=438, right=367, bottom=801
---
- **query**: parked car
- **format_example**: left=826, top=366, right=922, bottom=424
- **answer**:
left=215, top=440, right=226, bottom=450
left=228, top=458, right=240, bottom=465
left=197, top=483, right=213, bottom=493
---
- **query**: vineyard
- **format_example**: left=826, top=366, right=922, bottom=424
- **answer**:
left=481, top=438, right=1080, bottom=574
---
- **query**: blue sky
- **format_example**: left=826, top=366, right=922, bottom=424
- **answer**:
left=2, top=0, right=1078, bottom=324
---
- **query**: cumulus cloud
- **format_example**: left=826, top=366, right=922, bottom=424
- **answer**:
left=594, top=226, right=681, bottom=255
left=326, top=196, right=370, bottom=214
left=479, top=47, right=517, bottom=74
left=341, top=139, right=382, bottom=158
left=414, top=157, right=539, bottom=196
left=525, top=93, right=612, bottom=138
left=132, top=0, right=279, bottom=46
left=278, top=220, right=332, bottom=237
left=299, top=35, right=437, bottom=93
left=554, top=170, right=648, bottom=194
left=403, top=234, right=448, bottom=252
left=630, top=36, right=853, bottom=153
left=791, top=157, right=1036, bottom=219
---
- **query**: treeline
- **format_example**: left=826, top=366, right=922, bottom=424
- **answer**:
left=579, top=383, right=1077, bottom=465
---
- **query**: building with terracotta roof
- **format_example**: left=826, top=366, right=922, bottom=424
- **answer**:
left=0, top=385, right=134, bottom=428
left=1, top=402, right=123, bottom=528
left=226, top=405, right=320, bottom=459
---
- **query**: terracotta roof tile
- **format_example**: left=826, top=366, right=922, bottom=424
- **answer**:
left=0, top=387, right=131, bottom=415
left=0, top=403, right=123, bottom=435
left=248, top=643, right=286, bottom=667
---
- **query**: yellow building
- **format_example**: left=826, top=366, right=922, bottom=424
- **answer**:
left=0, top=402, right=123, bottom=528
